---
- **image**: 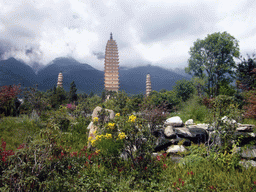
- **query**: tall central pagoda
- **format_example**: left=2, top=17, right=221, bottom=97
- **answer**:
left=104, top=33, right=119, bottom=92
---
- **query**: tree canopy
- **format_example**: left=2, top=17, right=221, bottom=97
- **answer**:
left=186, top=31, right=240, bottom=97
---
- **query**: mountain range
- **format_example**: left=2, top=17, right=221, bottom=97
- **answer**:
left=0, top=57, right=191, bottom=94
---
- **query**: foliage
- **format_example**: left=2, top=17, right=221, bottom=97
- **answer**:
left=172, top=95, right=209, bottom=123
left=50, top=86, right=68, bottom=109
left=69, top=81, right=78, bottom=103
left=0, top=84, right=21, bottom=117
left=186, top=31, right=240, bottom=97
left=173, top=79, right=195, bottom=102
left=0, top=116, right=41, bottom=150
left=243, top=90, right=256, bottom=119
left=236, top=54, right=256, bottom=91
left=73, top=95, right=101, bottom=117
left=21, top=86, right=49, bottom=115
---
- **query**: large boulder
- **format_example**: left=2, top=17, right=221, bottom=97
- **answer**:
left=166, top=145, right=186, bottom=153
left=236, top=146, right=256, bottom=159
left=164, top=126, right=176, bottom=139
left=236, top=124, right=255, bottom=132
left=87, top=106, right=115, bottom=147
left=185, top=119, right=194, bottom=126
left=174, top=127, right=208, bottom=144
left=91, top=106, right=115, bottom=122
left=165, top=116, right=183, bottom=127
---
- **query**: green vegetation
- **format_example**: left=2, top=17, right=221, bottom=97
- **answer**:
left=1, top=31, right=256, bottom=191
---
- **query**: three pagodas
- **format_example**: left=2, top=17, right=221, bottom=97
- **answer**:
left=57, top=33, right=152, bottom=96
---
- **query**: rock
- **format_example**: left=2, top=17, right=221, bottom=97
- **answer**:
left=165, top=116, right=183, bottom=127
left=91, top=106, right=115, bottom=122
left=154, top=140, right=173, bottom=152
left=166, top=145, right=186, bottom=153
left=237, top=146, right=256, bottom=159
left=185, top=119, right=194, bottom=126
left=170, top=138, right=191, bottom=146
left=239, top=160, right=256, bottom=168
left=221, top=116, right=237, bottom=125
left=236, top=124, right=255, bottom=132
left=164, top=126, right=176, bottom=139
left=87, top=121, right=98, bottom=136
left=174, top=127, right=208, bottom=144
left=174, top=128, right=194, bottom=137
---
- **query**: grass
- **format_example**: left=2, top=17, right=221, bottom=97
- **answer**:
left=0, top=115, right=41, bottom=150
left=169, top=95, right=211, bottom=124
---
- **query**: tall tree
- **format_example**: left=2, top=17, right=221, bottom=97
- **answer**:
left=236, top=54, right=256, bottom=91
left=69, top=81, right=77, bottom=103
left=186, top=31, right=240, bottom=97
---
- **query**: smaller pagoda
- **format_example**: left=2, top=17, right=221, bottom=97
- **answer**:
left=146, top=74, right=152, bottom=97
left=57, top=72, right=63, bottom=88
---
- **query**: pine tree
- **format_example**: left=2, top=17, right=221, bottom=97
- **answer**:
left=69, top=81, right=77, bottom=103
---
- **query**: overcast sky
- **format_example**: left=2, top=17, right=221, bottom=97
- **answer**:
left=0, top=0, right=256, bottom=70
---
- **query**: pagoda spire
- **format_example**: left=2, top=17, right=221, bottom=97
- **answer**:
left=146, top=73, right=152, bottom=97
left=104, top=33, right=119, bottom=92
left=57, top=72, right=63, bottom=88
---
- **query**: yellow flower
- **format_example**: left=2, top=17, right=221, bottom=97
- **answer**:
left=107, top=123, right=115, bottom=129
left=88, top=136, right=93, bottom=141
left=93, top=130, right=97, bottom=135
left=91, top=139, right=96, bottom=147
left=96, top=149, right=100, bottom=153
left=93, top=117, right=99, bottom=123
left=118, top=132, right=126, bottom=140
left=104, top=133, right=112, bottom=139
left=115, top=113, right=120, bottom=117
left=128, top=115, right=136, bottom=123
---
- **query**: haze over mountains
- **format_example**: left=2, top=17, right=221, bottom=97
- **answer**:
left=0, top=57, right=191, bottom=94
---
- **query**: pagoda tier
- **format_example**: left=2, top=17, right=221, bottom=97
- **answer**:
left=104, top=33, right=119, bottom=92
left=146, top=74, right=152, bottom=97
left=57, top=72, right=63, bottom=88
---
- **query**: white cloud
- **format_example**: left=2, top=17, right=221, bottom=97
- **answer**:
left=0, top=0, right=256, bottom=70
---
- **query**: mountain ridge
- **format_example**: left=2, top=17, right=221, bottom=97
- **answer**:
left=0, top=57, right=190, bottom=94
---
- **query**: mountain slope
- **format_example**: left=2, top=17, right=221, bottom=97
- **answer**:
left=119, top=65, right=190, bottom=94
left=0, top=58, right=190, bottom=94
left=37, top=58, right=104, bottom=93
left=0, top=58, right=37, bottom=87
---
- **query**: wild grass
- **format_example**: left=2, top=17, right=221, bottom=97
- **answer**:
left=0, top=115, right=41, bottom=150
left=170, top=95, right=210, bottom=124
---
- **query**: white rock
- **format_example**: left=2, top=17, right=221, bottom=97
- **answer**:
left=185, top=119, right=194, bottom=126
left=166, top=145, right=186, bottom=153
left=91, top=106, right=115, bottom=121
left=239, top=160, right=256, bottom=168
left=221, top=116, right=236, bottom=124
left=165, top=116, right=183, bottom=127
left=164, top=126, right=176, bottom=138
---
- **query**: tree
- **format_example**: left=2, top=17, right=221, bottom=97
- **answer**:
left=173, top=79, right=195, bottom=102
left=186, top=31, right=240, bottom=97
left=236, top=54, right=256, bottom=91
left=0, top=84, right=21, bottom=116
left=69, top=81, right=77, bottom=103
left=50, top=87, right=67, bottom=109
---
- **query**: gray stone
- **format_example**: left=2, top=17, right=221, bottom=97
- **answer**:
left=237, top=146, right=256, bottom=159
left=185, top=119, right=194, bottom=126
left=221, top=116, right=237, bottom=125
left=239, top=160, right=256, bottom=168
left=174, top=127, right=194, bottom=137
left=166, top=145, right=186, bottom=153
left=91, top=106, right=115, bottom=122
left=174, top=127, right=208, bottom=143
left=165, top=116, right=183, bottom=127
left=236, top=124, right=255, bottom=132
left=164, top=126, right=176, bottom=138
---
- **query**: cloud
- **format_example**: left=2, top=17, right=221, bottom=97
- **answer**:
left=0, top=0, right=256, bottom=70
